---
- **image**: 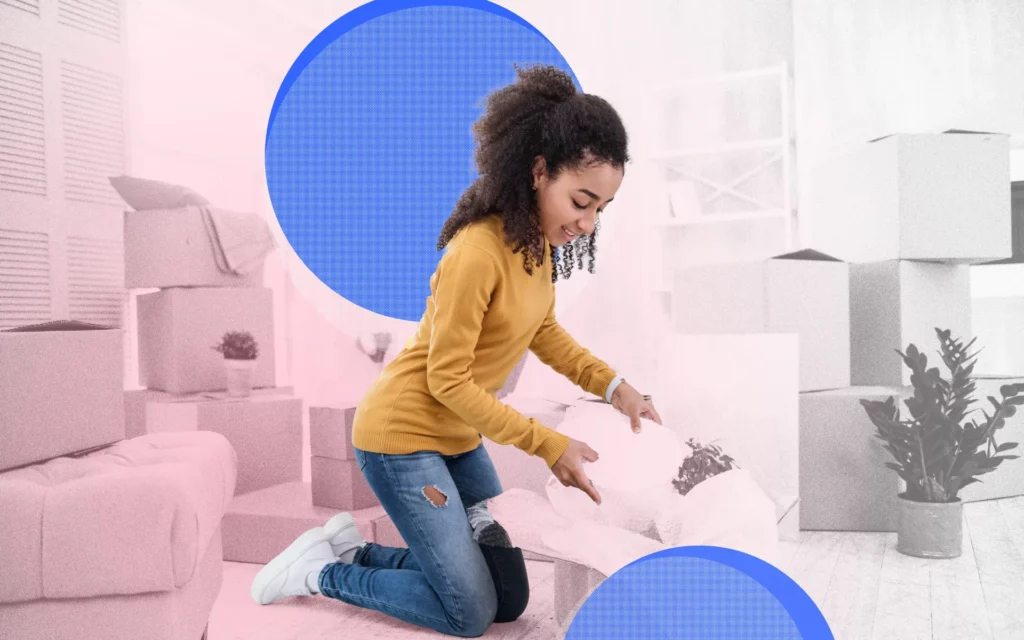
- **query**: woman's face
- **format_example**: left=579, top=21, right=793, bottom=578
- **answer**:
left=533, top=156, right=623, bottom=248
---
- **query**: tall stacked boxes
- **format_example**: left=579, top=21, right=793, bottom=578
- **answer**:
left=123, top=204, right=298, bottom=500
left=0, top=321, right=125, bottom=471
left=802, top=130, right=1021, bottom=528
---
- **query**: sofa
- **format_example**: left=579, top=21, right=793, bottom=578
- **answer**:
left=0, top=430, right=237, bottom=640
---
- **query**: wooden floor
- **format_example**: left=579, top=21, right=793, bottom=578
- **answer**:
left=210, top=496, right=1024, bottom=639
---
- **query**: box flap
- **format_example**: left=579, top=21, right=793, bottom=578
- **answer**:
left=941, top=128, right=1006, bottom=136
left=3, top=319, right=113, bottom=332
left=868, top=129, right=1007, bottom=143
left=771, top=248, right=844, bottom=262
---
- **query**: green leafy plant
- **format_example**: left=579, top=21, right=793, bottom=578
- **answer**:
left=860, top=328, right=1022, bottom=503
left=672, top=438, right=737, bottom=496
left=212, top=330, right=259, bottom=360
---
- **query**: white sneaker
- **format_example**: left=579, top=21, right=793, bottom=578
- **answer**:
left=323, top=512, right=367, bottom=562
left=250, top=528, right=336, bottom=605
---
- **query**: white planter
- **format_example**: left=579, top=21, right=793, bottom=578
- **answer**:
left=224, top=358, right=258, bottom=397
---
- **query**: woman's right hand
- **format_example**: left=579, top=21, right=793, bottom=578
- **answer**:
left=551, top=438, right=602, bottom=504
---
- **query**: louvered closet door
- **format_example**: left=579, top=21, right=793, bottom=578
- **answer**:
left=0, top=0, right=126, bottom=330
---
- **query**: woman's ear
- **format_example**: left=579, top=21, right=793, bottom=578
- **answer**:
left=531, top=156, right=547, bottom=190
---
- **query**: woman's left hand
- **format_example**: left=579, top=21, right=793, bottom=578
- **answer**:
left=610, top=381, right=662, bottom=433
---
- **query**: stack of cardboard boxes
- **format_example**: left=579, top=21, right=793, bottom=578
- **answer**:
left=119, top=206, right=318, bottom=560
left=665, top=131, right=1022, bottom=533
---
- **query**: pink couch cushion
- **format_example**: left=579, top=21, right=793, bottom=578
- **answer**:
left=0, top=431, right=236, bottom=603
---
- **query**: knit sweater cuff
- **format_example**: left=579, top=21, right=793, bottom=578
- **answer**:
left=535, top=430, right=571, bottom=469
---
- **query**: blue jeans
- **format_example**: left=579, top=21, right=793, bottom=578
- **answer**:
left=317, top=444, right=529, bottom=637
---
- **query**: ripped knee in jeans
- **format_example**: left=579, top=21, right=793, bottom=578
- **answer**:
left=422, top=485, right=448, bottom=507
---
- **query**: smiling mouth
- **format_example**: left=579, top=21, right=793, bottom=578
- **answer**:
left=562, top=227, right=578, bottom=241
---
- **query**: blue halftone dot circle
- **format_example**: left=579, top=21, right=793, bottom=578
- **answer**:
left=566, top=546, right=834, bottom=639
left=265, top=0, right=579, bottom=321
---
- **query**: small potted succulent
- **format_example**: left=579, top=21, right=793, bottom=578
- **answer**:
left=673, top=438, right=738, bottom=496
left=212, top=330, right=259, bottom=397
left=860, top=328, right=1022, bottom=558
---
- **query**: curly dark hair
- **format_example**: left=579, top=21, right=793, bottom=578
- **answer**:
left=436, top=63, right=630, bottom=282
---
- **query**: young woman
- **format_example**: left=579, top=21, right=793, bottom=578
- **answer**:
left=251, top=64, right=661, bottom=637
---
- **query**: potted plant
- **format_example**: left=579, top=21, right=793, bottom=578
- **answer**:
left=212, top=330, right=259, bottom=398
left=860, top=328, right=1022, bottom=558
left=673, top=438, right=738, bottom=496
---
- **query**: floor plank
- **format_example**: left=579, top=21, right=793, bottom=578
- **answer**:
left=967, top=500, right=1024, bottom=639
left=819, top=532, right=887, bottom=640
left=785, top=531, right=845, bottom=607
left=930, top=514, right=992, bottom=640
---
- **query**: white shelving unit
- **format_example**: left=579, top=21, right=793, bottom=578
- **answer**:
left=649, top=63, right=797, bottom=294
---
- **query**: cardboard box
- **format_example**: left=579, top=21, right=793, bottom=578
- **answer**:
left=137, top=287, right=275, bottom=394
left=146, top=395, right=301, bottom=495
left=124, top=208, right=264, bottom=288
left=972, top=297, right=1024, bottom=377
left=0, top=321, right=125, bottom=471
left=671, top=249, right=850, bottom=392
left=799, top=386, right=911, bottom=531
left=221, top=481, right=385, bottom=564
left=960, top=377, right=1024, bottom=503
left=309, top=405, right=357, bottom=460
left=311, top=456, right=379, bottom=511
left=850, top=261, right=972, bottom=386
left=654, top=334, right=800, bottom=541
left=125, top=386, right=294, bottom=439
left=810, top=130, right=1012, bottom=263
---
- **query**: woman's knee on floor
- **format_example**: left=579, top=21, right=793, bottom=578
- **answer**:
left=448, top=578, right=498, bottom=637
left=481, top=545, right=530, bottom=623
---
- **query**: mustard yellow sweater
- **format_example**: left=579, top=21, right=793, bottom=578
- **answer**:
left=351, top=214, right=617, bottom=468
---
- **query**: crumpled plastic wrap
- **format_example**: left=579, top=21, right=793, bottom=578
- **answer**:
left=554, top=401, right=683, bottom=493
left=653, top=469, right=780, bottom=567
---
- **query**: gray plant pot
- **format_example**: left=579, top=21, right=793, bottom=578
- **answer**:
left=896, top=493, right=962, bottom=558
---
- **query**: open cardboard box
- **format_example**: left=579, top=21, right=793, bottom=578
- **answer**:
left=0, top=320, right=124, bottom=471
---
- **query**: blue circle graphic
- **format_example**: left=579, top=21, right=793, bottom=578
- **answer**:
left=566, top=546, right=834, bottom=639
left=265, top=0, right=580, bottom=321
